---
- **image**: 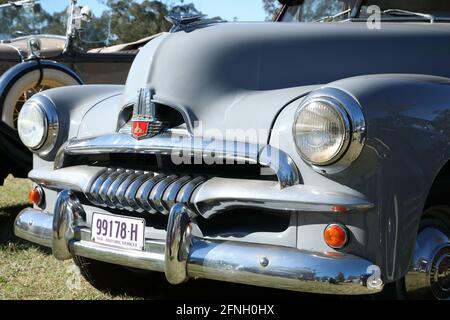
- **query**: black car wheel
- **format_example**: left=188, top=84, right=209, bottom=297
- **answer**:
left=73, top=255, right=177, bottom=298
left=382, top=206, right=450, bottom=300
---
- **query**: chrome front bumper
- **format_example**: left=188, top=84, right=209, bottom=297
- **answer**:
left=15, top=191, right=383, bottom=295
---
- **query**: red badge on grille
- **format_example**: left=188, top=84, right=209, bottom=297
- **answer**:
left=130, top=88, right=166, bottom=140
left=132, top=121, right=149, bottom=139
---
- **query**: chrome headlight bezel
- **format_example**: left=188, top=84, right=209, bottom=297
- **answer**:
left=18, top=95, right=59, bottom=157
left=293, top=87, right=366, bottom=174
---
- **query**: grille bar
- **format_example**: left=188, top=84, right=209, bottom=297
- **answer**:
left=86, top=168, right=207, bottom=215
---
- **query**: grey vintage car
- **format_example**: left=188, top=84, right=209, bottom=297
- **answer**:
left=12, top=0, right=450, bottom=299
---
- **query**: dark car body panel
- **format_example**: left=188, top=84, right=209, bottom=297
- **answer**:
left=327, top=75, right=450, bottom=279
left=0, top=35, right=138, bottom=85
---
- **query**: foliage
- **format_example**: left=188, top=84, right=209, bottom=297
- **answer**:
left=0, top=0, right=285, bottom=48
left=0, top=0, right=205, bottom=49
left=0, top=1, right=56, bottom=39
left=262, top=0, right=283, bottom=21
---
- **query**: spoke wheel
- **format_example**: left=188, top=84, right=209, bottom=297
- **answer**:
left=12, top=81, right=58, bottom=129
left=1, top=68, right=81, bottom=129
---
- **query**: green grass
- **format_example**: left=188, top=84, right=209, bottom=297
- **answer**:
left=0, top=176, right=130, bottom=300
left=0, top=175, right=31, bottom=213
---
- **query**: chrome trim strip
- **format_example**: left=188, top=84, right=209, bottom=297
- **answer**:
left=55, top=132, right=300, bottom=188
left=191, top=177, right=373, bottom=219
left=29, top=165, right=105, bottom=193
left=62, top=132, right=258, bottom=162
left=259, top=145, right=301, bottom=188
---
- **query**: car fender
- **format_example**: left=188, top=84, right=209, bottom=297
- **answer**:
left=271, top=73, right=450, bottom=281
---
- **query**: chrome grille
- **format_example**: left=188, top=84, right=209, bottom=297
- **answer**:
left=86, top=168, right=207, bottom=215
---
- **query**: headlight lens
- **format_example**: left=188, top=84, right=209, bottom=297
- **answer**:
left=293, top=98, right=350, bottom=165
left=18, top=101, right=47, bottom=149
left=18, top=96, right=59, bottom=156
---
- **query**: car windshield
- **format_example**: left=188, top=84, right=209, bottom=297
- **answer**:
left=281, top=0, right=450, bottom=22
left=0, top=0, right=65, bottom=42
left=0, top=0, right=111, bottom=50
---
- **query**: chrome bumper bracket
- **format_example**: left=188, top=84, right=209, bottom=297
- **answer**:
left=164, top=203, right=195, bottom=284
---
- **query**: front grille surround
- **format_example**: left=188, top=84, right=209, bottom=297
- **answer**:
left=86, top=168, right=207, bottom=215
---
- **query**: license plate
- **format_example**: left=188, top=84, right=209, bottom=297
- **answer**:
left=91, top=213, right=145, bottom=251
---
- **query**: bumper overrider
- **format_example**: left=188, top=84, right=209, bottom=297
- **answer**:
left=14, top=135, right=383, bottom=295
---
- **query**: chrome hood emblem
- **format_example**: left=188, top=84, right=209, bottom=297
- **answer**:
left=165, top=13, right=226, bottom=33
left=131, top=88, right=165, bottom=140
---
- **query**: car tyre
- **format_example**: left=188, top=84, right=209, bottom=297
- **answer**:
left=381, top=206, right=450, bottom=300
left=73, top=255, right=176, bottom=298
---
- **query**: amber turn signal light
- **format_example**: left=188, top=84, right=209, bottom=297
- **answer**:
left=29, top=186, right=44, bottom=207
left=324, top=224, right=348, bottom=249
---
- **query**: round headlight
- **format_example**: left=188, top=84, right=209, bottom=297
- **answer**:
left=293, top=88, right=366, bottom=173
left=18, top=101, right=47, bottom=149
left=293, top=97, right=350, bottom=166
left=18, top=96, right=58, bottom=154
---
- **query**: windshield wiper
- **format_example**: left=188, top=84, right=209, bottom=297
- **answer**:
left=315, top=8, right=352, bottom=22
left=382, top=9, right=435, bottom=23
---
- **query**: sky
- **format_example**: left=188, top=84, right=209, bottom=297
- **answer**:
left=179, top=0, right=266, bottom=21
left=39, top=0, right=267, bottom=22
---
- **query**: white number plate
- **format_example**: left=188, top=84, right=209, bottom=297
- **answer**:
left=91, top=213, right=145, bottom=251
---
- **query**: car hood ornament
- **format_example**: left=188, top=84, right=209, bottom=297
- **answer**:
left=131, top=88, right=165, bottom=140
left=165, top=13, right=226, bottom=33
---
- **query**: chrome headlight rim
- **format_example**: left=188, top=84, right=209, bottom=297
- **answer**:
left=293, top=87, right=366, bottom=174
left=293, top=96, right=351, bottom=166
left=19, top=95, right=59, bottom=156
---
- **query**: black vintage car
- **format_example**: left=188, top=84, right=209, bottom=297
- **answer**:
left=0, top=0, right=157, bottom=184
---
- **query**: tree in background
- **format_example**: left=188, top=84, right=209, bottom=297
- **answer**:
left=0, top=0, right=56, bottom=39
left=103, top=0, right=203, bottom=44
left=262, top=0, right=283, bottom=21
left=335, top=272, right=346, bottom=284
left=0, top=0, right=205, bottom=48
left=1, top=0, right=292, bottom=49
left=104, top=0, right=171, bottom=44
